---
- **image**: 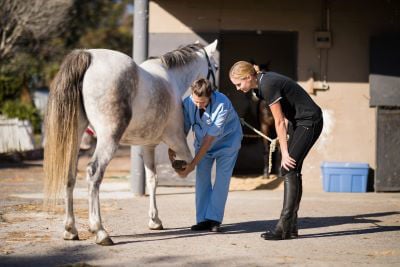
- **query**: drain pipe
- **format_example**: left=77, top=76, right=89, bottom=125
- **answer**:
left=130, top=0, right=149, bottom=196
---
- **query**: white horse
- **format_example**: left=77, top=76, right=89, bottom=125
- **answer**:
left=44, top=40, right=218, bottom=245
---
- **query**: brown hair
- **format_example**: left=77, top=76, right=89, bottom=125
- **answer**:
left=190, top=78, right=212, bottom=97
left=229, top=61, right=257, bottom=80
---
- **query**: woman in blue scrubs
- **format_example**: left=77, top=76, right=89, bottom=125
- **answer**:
left=171, top=78, right=242, bottom=232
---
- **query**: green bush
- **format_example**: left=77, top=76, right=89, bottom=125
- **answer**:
left=1, top=100, right=42, bottom=133
left=0, top=72, right=24, bottom=103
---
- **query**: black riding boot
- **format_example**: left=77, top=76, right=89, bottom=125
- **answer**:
left=291, top=173, right=302, bottom=238
left=261, top=172, right=299, bottom=240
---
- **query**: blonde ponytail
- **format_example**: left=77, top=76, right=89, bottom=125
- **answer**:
left=229, top=61, right=257, bottom=79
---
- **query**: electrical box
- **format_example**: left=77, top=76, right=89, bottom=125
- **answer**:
left=314, top=31, right=332, bottom=49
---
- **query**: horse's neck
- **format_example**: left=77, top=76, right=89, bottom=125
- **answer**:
left=169, top=63, right=203, bottom=96
left=141, top=58, right=205, bottom=97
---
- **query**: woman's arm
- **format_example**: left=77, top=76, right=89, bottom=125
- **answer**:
left=269, top=101, right=296, bottom=171
left=177, top=134, right=215, bottom=177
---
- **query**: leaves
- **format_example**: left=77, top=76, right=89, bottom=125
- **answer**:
left=0, top=0, right=133, bottom=133
left=1, top=100, right=42, bottom=133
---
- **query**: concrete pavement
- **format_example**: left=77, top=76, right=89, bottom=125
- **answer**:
left=0, top=150, right=399, bottom=266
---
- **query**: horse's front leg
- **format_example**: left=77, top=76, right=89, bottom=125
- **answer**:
left=143, top=145, right=163, bottom=230
left=87, top=140, right=118, bottom=245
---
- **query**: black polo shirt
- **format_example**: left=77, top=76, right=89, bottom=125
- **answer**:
left=255, top=72, right=322, bottom=127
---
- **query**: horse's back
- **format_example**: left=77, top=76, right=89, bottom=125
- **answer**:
left=83, top=49, right=137, bottom=94
left=88, top=49, right=133, bottom=63
left=86, top=49, right=135, bottom=75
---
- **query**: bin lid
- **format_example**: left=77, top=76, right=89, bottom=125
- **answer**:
left=321, top=161, right=369, bottom=169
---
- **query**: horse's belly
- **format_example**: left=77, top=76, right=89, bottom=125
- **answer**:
left=119, top=136, right=160, bottom=146
left=119, top=123, right=163, bottom=146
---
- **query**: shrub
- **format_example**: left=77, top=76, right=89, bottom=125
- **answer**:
left=1, top=100, right=42, bottom=133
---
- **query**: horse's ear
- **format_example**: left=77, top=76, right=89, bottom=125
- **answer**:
left=205, top=39, right=218, bottom=55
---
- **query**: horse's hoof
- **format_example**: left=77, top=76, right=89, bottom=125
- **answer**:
left=149, top=219, right=164, bottom=230
left=150, top=224, right=164, bottom=230
left=63, top=231, right=79, bottom=241
left=172, top=160, right=186, bottom=171
left=148, top=221, right=164, bottom=230
left=96, top=236, right=114, bottom=246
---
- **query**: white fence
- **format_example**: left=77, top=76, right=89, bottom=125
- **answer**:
left=0, top=116, right=35, bottom=153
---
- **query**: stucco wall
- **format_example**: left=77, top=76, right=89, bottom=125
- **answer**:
left=148, top=0, right=399, bottom=191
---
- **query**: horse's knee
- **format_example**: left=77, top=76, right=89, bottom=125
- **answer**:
left=86, top=159, right=105, bottom=186
left=87, top=159, right=99, bottom=177
left=146, top=175, right=157, bottom=188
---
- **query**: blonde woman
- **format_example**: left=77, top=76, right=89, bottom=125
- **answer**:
left=229, top=61, right=323, bottom=240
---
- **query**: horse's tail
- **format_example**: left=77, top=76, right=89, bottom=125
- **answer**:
left=43, top=49, right=91, bottom=204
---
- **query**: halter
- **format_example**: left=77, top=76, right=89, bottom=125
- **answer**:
left=201, top=48, right=218, bottom=90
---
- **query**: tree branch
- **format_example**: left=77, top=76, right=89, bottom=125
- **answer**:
left=0, top=0, right=73, bottom=61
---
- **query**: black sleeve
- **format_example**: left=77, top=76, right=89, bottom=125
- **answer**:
left=261, top=78, right=282, bottom=106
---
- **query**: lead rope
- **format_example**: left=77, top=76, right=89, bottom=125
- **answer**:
left=240, top=118, right=277, bottom=175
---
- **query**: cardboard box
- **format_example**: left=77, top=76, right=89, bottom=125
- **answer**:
left=321, top=162, right=369, bottom=192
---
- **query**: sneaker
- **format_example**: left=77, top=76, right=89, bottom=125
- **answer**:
left=208, top=220, right=221, bottom=232
left=191, top=221, right=211, bottom=231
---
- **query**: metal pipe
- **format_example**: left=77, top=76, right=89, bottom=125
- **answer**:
left=130, top=0, right=149, bottom=196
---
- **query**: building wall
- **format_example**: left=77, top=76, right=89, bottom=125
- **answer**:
left=149, top=0, right=400, bottom=191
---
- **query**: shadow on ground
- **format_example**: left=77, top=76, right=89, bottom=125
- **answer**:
left=109, top=211, right=400, bottom=245
left=0, top=245, right=95, bottom=267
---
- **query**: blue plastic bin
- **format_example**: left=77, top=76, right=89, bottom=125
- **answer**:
left=321, top=162, right=369, bottom=192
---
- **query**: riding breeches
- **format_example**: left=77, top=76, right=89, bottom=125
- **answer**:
left=281, top=118, right=323, bottom=176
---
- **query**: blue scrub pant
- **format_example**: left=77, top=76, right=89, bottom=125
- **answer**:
left=195, top=150, right=239, bottom=223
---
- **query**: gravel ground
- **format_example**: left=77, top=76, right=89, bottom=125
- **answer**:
left=1, top=152, right=399, bottom=267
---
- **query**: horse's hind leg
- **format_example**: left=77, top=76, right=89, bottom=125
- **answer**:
left=87, top=136, right=119, bottom=245
left=64, top=169, right=80, bottom=240
left=143, top=145, right=163, bottom=230
left=64, top=114, right=88, bottom=240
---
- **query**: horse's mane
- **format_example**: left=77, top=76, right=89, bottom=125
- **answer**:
left=160, top=43, right=204, bottom=69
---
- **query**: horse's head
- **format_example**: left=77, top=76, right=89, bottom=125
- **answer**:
left=197, top=39, right=219, bottom=90
left=157, top=40, right=219, bottom=95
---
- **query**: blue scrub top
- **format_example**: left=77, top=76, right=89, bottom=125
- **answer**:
left=182, top=91, right=243, bottom=155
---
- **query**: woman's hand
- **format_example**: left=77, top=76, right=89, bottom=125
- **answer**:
left=177, top=162, right=195, bottom=178
left=281, top=151, right=296, bottom=171
left=269, top=101, right=296, bottom=171
left=176, top=134, right=215, bottom=178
